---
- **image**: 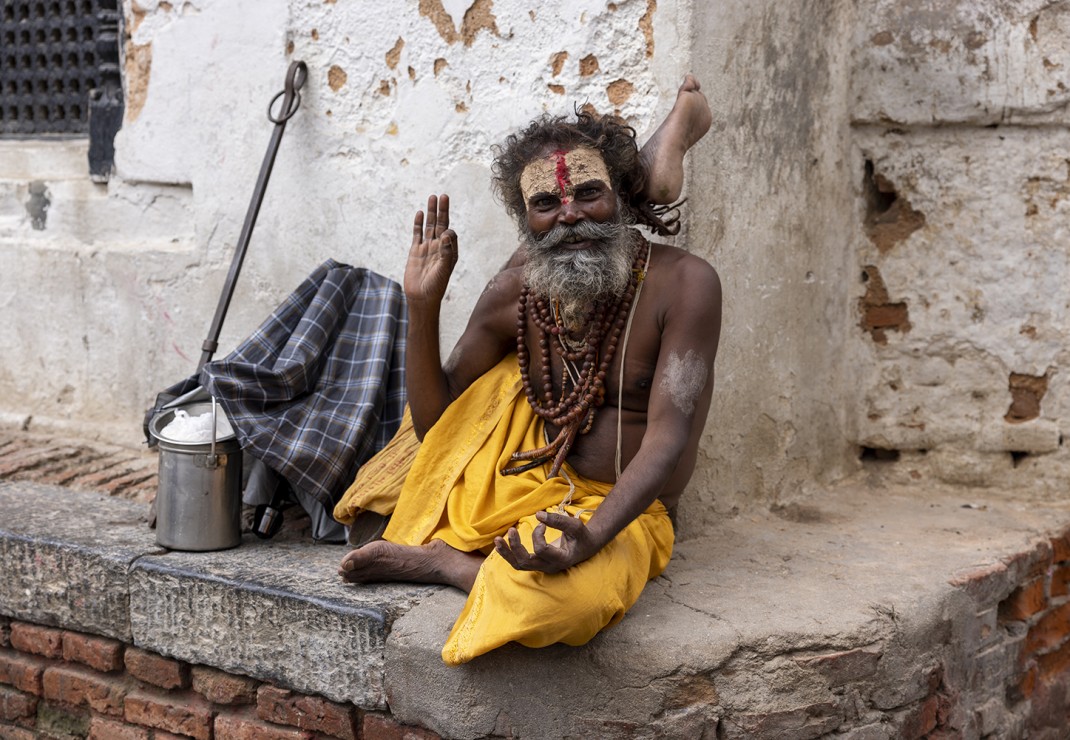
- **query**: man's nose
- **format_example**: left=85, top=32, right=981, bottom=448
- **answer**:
left=558, top=199, right=583, bottom=224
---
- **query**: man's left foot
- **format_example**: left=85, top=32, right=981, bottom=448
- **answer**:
left=640, top=74, right=713, bottom=205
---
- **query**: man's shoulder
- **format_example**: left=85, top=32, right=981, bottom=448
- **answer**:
left=480, top=264, right=525, bottom=302
left=647, top=241, right=720, bottom=291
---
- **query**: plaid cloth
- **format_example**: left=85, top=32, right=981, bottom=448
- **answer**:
left=183, top=259, right=406, bottom=511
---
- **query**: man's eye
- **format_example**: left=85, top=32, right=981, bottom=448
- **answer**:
left=534, top=197, right=556, bottom=209
left=576, top=186, right=600, bottom=198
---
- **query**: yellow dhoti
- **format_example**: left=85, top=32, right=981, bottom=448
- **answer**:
left=334, top=355, right=674, bottom=666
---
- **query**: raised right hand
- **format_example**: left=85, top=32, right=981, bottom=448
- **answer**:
left=405, top=194, right=457, bottom=306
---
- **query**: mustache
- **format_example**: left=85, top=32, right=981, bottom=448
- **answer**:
left=528, top=218, right=628, bottom=251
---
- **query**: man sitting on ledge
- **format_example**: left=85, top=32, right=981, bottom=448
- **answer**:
left=336, top=76, right=721, bottom=666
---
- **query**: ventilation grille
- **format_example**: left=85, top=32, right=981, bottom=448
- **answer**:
left=1, top=0, right=105, bottom=135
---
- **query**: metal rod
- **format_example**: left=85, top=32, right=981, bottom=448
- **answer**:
left=197, top=60, right=308, bottom=372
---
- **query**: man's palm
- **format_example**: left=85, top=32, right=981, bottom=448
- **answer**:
left=405, top=194, right=457, bottom=304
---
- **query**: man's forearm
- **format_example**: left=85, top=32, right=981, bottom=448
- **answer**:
left=405, top=300, right=453, bottom=439
left=583, top=444, right=680, bottom=552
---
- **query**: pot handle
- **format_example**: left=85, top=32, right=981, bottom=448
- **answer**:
left=208, top=397, right=218, bottom=466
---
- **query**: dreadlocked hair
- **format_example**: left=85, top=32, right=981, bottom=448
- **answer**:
left=492, top=108, right=682, bottom=237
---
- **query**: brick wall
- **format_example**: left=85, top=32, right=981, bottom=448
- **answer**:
left=947, top=530, right=1070, bottom=737
left=0, top=620, right=438, bottom=740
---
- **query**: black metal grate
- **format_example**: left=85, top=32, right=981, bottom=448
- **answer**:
left=0, top=0, right=105, bottom=135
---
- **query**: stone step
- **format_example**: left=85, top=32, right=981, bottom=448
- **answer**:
left=3, top=457, right=1070, bottom=736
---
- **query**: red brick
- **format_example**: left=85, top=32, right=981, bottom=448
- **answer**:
left=42, top=664, right=128, bottom=717
left=1025, top=601, right=1070, bottom=655
left=999, top=577, right=1048, bottom=622
left=1052, top=532, right=1070, bottom=563
left=124, top=648, right=189, bottom=690
left=0, top=723, right=36, bottom=740
left=61, top=633, right=124, bottom=673
left=1052, top=565, right=1070, bottom=598
left=256, top=685, right=358, bottom=740
left=216, top=708, right=315, bottom=739
left=190, top=665, right=259, bottom=705
left=1037, top=638, right=1070, bottom=680
left=1018, top=664, right=1038, bottom=699
left=154, top=733, right=191, bottom=740
left=0, top=686, right=37, bottom=724
left=124, top=689, right=213, bottom=740
left=0, top=649, right=49, bottom=694
left=8, top=624, right=62, bottom=659
left=362, top=714, right=442, bottom=740
left=35, top=699, right=90, bottom=738
left=88, top=715, right=150, bottom=740
left=899, top=693, right=940, bottom=739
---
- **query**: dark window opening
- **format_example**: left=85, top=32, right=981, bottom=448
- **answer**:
left=0, top=0, right=123, bottom=179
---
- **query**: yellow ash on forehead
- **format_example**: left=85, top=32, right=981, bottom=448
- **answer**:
left=519, top=147, right=611, bottom=204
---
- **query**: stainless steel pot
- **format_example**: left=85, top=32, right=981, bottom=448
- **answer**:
left=149, top=399, right=242, bottom=551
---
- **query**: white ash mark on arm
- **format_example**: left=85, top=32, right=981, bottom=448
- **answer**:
left=659, top=349, right=708, bottom=416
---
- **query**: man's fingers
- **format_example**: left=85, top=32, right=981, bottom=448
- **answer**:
left=424, top=195, right=438, bottom=240
left=440, top=229, right=458, bottom=261
left=437, top=193, right=450, bottom=234
left=506, top=526, right=526, bottom=553
left=538, top=510, right=583, bottom=533
left=495, top=533, right=527, bottom=569
left=532, top=522, right=549, bottom=552
left=493, top=536, right=513, bottom=563
left=412, top=210, right=425, bottom=249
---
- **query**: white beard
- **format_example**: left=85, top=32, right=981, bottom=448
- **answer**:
left=523, top=207, right=638, bottom=331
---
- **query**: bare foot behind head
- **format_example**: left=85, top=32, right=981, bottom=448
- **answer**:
left=640, top=74, right=713, bottom=205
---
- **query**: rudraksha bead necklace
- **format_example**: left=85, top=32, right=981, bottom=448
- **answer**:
left=504, top=240, right=648, bottom=478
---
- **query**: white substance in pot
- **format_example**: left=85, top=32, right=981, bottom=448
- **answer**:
left=160, top=409, right=235, bottom=443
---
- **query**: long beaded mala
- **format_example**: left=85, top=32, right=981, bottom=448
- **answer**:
left=503, top=239, right=648, bottom=478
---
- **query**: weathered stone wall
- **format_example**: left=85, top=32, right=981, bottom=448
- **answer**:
left=682, top=0, right=858, bottom=531
left=846, top=0, right=1070, bottom=491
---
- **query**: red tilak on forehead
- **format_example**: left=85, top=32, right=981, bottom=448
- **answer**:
left=552, top=149, right=572, bottom=204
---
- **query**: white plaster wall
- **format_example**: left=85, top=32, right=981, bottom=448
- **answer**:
left=0, top=1, right=697, bottom=437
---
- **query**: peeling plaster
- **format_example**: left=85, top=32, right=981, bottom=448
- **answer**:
left=639, top=0, right=657, bottom=58
left=864, top=164, right=926, bottom=253
left=328, top=65, right=348, bottom=91
left=123, top=42, right=152, bottom=123
left=386, top=37, right=405, bottom=70
left=607, top=78, right=636, bottom=106
left=550, top=51, right=568, bottom=77
left=858, top=265, right=911, bottom=345
left=1005, top=372, right=1050, bottom=423
left=418, top=0, right=500, bottom=47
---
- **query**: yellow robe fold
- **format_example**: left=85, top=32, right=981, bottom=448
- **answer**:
left=333, top=354, right=674, bottom=666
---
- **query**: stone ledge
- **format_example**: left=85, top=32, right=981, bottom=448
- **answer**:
left=3, top=480, right=1070, bottom=737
